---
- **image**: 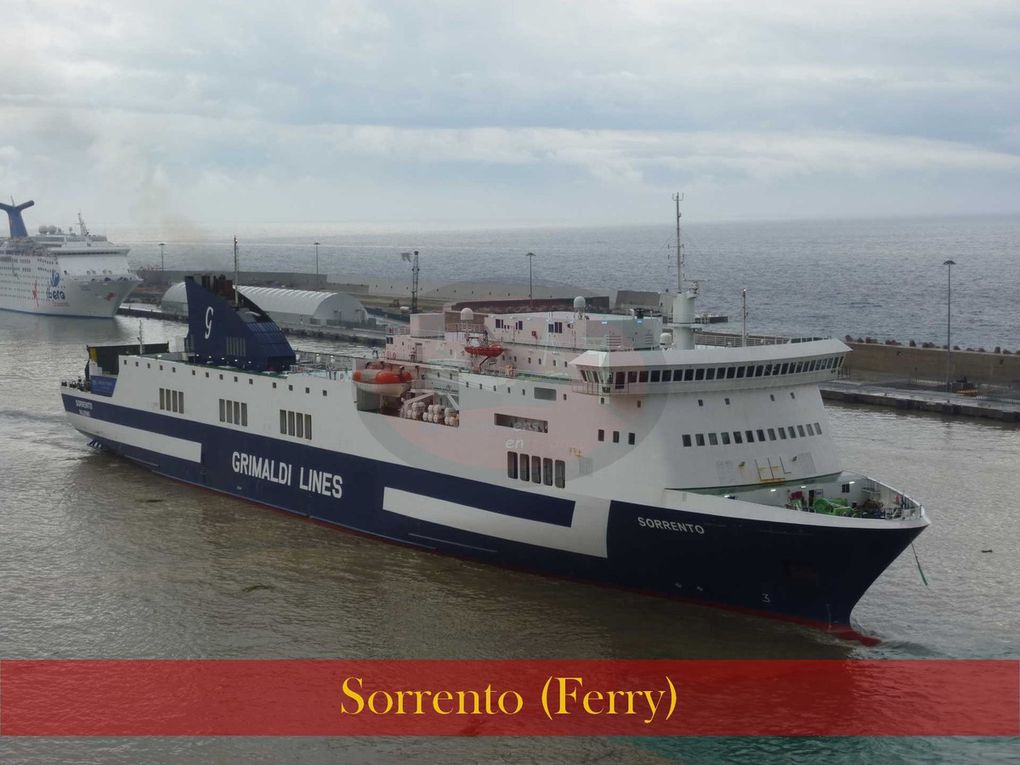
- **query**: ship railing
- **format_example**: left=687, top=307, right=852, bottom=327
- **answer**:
left=698, top=332, right=792, bottom=347
left=448, top=321, right=489, bottom=335
left=291, top=349, right=360, bottom=373
left=571, top=380, right=614, bottom=395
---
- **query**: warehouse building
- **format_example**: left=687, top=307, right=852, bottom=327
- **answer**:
left=160, top=283, right=370, bottom=329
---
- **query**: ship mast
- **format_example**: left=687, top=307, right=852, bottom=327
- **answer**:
left=673, top=191, right=684, bottom=291
left=233, top=236, right=240, bottom=307
left=669, top=192, right=698, bottom=350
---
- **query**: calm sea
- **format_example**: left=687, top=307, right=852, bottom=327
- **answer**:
left=1, top=216, right=1018, bottom=763
left=115, top=214, right=1020, bottom=351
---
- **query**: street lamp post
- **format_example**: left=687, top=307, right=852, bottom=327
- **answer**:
left=525, top=252, right=536, bottom=308
left=314, top=241, right=320, bottom=284
left=943, top=259, right=956, bottom=393
left=159, top=242, right=165, bottom=273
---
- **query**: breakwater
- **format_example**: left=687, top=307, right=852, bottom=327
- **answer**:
left=843, top=341, right=1020, bottom=387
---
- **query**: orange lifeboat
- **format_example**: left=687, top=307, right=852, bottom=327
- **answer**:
left=352, top=367, right=413, bottom=397
left=464, top=343, right=504, bottom=358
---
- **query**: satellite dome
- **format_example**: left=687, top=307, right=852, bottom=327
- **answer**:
left=660, top=332, right=673, bottom=347
left=459, top=307, right=474, bottom=322
left=573, top=296, right=586, bottom=313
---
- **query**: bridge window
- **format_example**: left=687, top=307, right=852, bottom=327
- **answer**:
left=788, top=425, right=798, bottom=438
left=757, top=429, right=766, bottom=441
left=705, top=368, right=715, bottom=380
left=721, top=432, right=731, bottom=445
left=767, top=428, right=776, bottom=440
left=814, top=422, right=823, bottom=434
left=554, top=460, right=565, bottom=488
left=733, top=432, right=743, bottom=444
left=745, top=430, right=755, bottom=443
left=778, top=427, right=787, bottom=439
left=531, top=456, right=541, bottom=484
left=650, top=370, right=661, bottom=383
left=534, top=387, right=556, bottom=400
left=543, top=458, right=553, bottom=486
left=682, top=435, right=692, bottom=447
left=598, top=429, right=605, bottom=441
left=684, top=369, right=694, bottom=381
left=708, top=433, right=718, bottom=446
left=628, top=432, right=636, bottom=445
left=507, top=452, right=518, bottom=479
left=798, top=425, right=807, bottom=437
left=735, top=367, right=745, bottom=379
left=638, top=371, right=649, bottom=383
left=695, top=368, right=705, bottom=381
left=695, top=434, right=705, bottom=446
left=519, top=454, right=530, bottom=481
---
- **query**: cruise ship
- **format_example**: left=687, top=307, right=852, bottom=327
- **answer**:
left=0, top=200, right=139, bottom=317
left=59, top=212, right=929, bottom=632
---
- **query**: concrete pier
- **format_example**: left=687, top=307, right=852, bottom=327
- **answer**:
left=820, top=380, right=1020, bottom=423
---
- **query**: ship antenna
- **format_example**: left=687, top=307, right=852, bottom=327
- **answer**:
left=233, top=236, right=240, bottom=307
left=673, top=192, right=684, bottom=291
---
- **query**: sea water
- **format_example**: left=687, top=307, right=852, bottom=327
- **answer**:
left=1, top=216, right=1018, bottom=763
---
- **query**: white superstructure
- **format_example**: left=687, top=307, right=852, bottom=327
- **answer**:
left=0, top=202, right=139, bottom=317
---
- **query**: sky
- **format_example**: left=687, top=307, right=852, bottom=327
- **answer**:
left=1, top=0, right=1019, bottom=231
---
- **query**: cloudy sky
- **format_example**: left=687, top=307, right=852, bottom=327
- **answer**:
left=1, top=0, right=1018, bottom=230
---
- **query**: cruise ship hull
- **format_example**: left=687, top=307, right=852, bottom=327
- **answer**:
left=61, top=391, right=926, bottom=628
left=0, top=275, right=139, bottom=317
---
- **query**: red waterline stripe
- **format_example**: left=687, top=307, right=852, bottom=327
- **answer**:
left=1, top=659, right=1016, bottom=737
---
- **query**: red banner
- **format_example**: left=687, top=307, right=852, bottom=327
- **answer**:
left=1, top=660, right=1016, bottom=736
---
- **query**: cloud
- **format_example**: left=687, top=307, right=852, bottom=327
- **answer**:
left=1, top=1, right=1018, bottom=224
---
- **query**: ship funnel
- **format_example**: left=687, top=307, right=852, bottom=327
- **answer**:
left=0, top=199, right=35, bottom=238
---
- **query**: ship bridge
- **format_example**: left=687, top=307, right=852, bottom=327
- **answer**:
left=569, top=339, right=849, bottom=395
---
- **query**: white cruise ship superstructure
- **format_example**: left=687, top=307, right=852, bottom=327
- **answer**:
left=0, top=200, right=139, bottom=317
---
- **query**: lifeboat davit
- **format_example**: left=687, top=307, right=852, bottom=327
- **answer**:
left=352, top=367, right=413, bottom=397
left=464, top=343, right=504, bottom=358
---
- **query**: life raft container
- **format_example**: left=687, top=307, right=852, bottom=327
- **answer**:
left=352, top=368, right=413, bottom=397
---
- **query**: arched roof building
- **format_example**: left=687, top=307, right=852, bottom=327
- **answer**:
left=161, top=283, right=368, bottom=329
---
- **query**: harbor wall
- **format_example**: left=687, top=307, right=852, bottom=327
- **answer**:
left=844, top=342, right=1020, bottom=386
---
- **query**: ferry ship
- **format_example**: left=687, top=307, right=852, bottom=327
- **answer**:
left=59, top=212, right=929, bottom=631
left=0, top=200, right=139, bottom=317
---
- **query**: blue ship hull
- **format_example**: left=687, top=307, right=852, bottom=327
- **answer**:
left=62, top=392, right=924, bottom=630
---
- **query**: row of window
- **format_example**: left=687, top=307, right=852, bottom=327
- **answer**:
left=494, top=319, right=525, bottom=331
left=135, top=361, right=330, bottom=397
left=280, top=409, right=313, bottom=440
left=598, top=429, right=637, bottom=445
left=581, top=356, right=844, bottom=387
left=158, top=388, right=184, bottom=413
left=219, top=398, right=248, bottom=426
left=506, top=452, right=566, bottom=488
left=681, top=422, right=823, bottom=448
